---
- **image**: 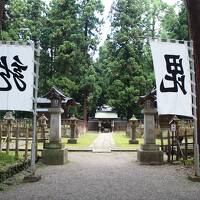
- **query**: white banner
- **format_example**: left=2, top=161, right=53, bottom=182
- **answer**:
left=0, top=43, right=34, bottom=111
left=150, top=40, right=192, bottom=117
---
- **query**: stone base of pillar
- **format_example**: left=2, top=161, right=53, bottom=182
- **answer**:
left=42, top=142, right=68, bottom=165
left=129, top=139, right=139, bottom=144
left=137, top=144, right=163, bottom=165
left=68, top=138, right=77, bottom=144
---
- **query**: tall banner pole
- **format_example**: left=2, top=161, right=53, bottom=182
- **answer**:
left=23, top=40, right=41, bottom=182
left=188, top=40, right=200, bottom=176
left=31, top=40, right=40, bottom=173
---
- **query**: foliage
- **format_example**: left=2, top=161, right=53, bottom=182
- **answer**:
left=160, top=1, right=188, bottom=40
left=0, top=153, right=19, bottom=171
left=96, top=0, right=164, bottom=119
left=0, top=0, right=188, bottom=120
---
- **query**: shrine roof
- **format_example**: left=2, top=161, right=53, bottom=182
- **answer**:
left=37, top=97, right=77, bottom=106
left=95, top=111, right=118, bottom=119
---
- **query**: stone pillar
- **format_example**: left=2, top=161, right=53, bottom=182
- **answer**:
left=143, top=109, right=157, bottom=145
left=137, top=94, right=163, bottom=164
left=49, top=108, right=63, bottom=143
left=42, top=87, right=68, bottom=165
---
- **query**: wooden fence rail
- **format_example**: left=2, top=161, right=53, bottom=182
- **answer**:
left=0, top=119, right=49, bottom=160
left=160, top=128, right=194, bottom=164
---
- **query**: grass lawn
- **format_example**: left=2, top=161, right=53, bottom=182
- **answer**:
left=17, top=132, right=98, bottom=150
left=113, top=132, right=141, bottom=149
left=0, top=152, right=22, bottom=171
left=113, top=132, right=165, bottom=149
left=62, top=132, right=98, bottom=148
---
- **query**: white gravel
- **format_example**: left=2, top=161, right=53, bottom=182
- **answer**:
left=1, top=152, right=200, bottom=200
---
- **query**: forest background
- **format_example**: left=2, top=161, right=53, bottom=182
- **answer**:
left=0, top=0, right=188, bottom=121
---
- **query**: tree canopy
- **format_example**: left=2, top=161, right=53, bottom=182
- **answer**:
left=0, top=0, right=188, bottom=120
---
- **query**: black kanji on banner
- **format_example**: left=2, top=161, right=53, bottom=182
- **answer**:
left=160, top=54, right=187, bottom=95
left=0, top=55, right=27, bottom=91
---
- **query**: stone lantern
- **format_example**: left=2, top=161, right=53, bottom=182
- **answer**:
left=4, top=112, right=15, bottom=154
left=4, top=111, right=15, bottom=136
left=38, top=114, right=48, bottom=147
left=68, top=115, right=78, bottom=144
left=42, top=87, right=68, bottom=165
left=38, top=114, right=48, bottom=128
left=137, top=89, right=163, bottom=164
left=4, top=111, right=15, bottom=124
left=129, top=114, right=139, bottom=144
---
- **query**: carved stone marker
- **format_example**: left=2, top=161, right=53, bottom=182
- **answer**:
left=137, top=90, right=163, bottom=164
left=42, top=87, right=68, bottom=165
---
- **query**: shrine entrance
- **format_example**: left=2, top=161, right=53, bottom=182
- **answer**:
left=94, top=105, right=118, bottom=133
left=101, top=120, right=111, bottom=132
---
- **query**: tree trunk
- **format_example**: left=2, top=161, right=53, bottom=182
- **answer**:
left=83, top=94, right=88, bottom=132
left=185, top=0, right=200, bottom=145
left=0, top=0, right=5, bottom=31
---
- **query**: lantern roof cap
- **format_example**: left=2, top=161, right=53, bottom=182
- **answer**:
left=138, top=88, right=156, bottom=105
left=169, top=115, right=180, bottom=125
left=43, top=86, right=66, bottom=100
left=3, top=111, right=15, bottom=121
left=69, top=115, right=78, bottom=121
left=129, top=114, right=137, bottom=121
left=38, top=113, right=48, bottom=121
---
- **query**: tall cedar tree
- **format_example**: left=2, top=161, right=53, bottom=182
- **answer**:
left=97, top=0, right=169, bottom=119
left=185, top=0, right=200, bottom=146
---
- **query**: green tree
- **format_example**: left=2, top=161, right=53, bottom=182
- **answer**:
left=0, top=0, right=6, bottom=32
left=39, top=0, right=103, bottom=124
left=143, top=0, right=169, bottom=38
left=78, top=0, right=103, bottom=127
left=160, top=1, right=188, bottom=40
left=97, top=0, right=157, bottom=119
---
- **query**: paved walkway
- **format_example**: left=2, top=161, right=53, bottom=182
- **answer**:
left=1, top=152, right=200, bottom=200
left=90, top=132, right=115, bottom=152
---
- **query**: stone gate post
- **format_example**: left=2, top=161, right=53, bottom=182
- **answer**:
left=42, top=87, right=68, bottom=165
left=137, top=90, right=163, bottom=164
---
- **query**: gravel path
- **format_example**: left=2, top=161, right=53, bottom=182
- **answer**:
left=91, top=132, right=115, bottom=152
left=1, top=152, right=200, bottom=200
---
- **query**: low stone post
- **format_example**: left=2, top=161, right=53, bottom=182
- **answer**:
left=98, top=121, right=101, bottom=133
left=15, top=123, right=19, bottom=159
left=111, top=121, right=114, bottom=133
left=129, top=115, right=139, bottom=144
left=24, top=124, right=29, bottom=160
left=42, top=87, right=68, bottom=165
left=68, top=115, right=78, bottom=144
left=4, top=112, right=15, bottom=155
left=137, top=91, right=163, bottom=164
